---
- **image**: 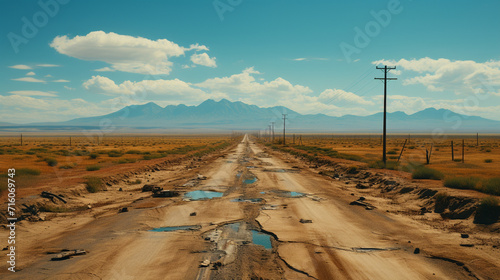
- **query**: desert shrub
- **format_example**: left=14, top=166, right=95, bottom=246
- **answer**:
left=86, top=165, right=101, bottom=171
left=126, top=149, right=141, bottom=154
left=74, top=150, right=89, bottom=156
left=44, top=158, right=58, bottom=167
left=444, top=177, right=480, bottom=190
left=107, top=150, right=123, bottom=157
left=346, top=166, right=358, bottom=174
left=17, top=168, right=41, bottom=176
left=484, top=159, right=493, bottom=163
left=474, top=197, right=499, bottom=224
left=368, top=160, right=399, bottom=170
left=59, top=164, right=74, bottom=169
left=368, top=160, right=385, bottom=169
left=116, top=158, right=137, bottom=164
left=479, top=178, right=500, bottom=196
left=143, top=154, right=165, bottom=160
left=387, top=150, right=397, bottom=155
left=85, top=176, right=104, bottom=193
left=57, top=149, right=71, bottom=156
left=434, top=192, right=450, bottom=213
left=485, top=148, right=491, bottom=152
left=89, top=153, right=98, bottom=159
left=131, top=179, right=142, bottom=184
left=408, top=145, right=416, bottom=149
left=411, top=166, right=443, bottom=180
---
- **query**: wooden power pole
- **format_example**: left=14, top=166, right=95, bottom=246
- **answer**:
left=282, top=114, right=287, bottom=145
left=375, top=65, right=397, bottom=165
left=271, top=122, right=275, bottom=142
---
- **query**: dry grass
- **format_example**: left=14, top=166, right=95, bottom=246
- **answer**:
left=289, top=134, right=500, bottom=180
left=0, top=135, right=233, bottom=195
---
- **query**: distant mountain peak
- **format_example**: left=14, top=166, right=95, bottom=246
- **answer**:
left=129, top=101, right=162, bottom=109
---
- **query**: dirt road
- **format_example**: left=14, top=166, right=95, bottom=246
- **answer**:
left=1, top=134, right=499, bottom=279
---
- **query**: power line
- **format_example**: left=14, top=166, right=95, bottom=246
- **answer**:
left=375, top=65, right=397, bottom=165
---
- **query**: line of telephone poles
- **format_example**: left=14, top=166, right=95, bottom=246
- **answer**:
left=375, top=65, right=397, bottom=165
left=263, top=114, right=287, bottom=145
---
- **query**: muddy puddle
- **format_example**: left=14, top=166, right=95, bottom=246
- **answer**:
left=184, top=190, right=223, bottom=200
left=273, top=190, right=305, bottom=197
left=231, top=198, right=263, bottom=203
left=352, top=247, right=399, bottom=253
left=263, top=168, right=300, bottom=173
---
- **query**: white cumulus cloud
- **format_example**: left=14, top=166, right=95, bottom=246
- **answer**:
left=83, top=75, right=210, bottom=103
left=190, top=53, right=217, bottom=68
left=11, top=77, right=46, bottom=83
left=318, top=89, right=374, bottom=106
left=372, top=58, right=500, bottom=95
left=36, top=64, right=60, bottom=67
left=9, top=65, right=32, bottom=70
left=50, top=31, right=210, bottom=75
left=7, top=90, right=57, bottom=97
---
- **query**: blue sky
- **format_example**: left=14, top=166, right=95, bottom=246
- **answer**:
left=1, top=0, right=500, bottom=123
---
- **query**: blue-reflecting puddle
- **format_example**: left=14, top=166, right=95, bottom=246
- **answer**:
left=243, top=177, right=258, bottom=184
left=289, top=191, right=305, bottom=197
left=150, top=225, right=199, bottom=232
left=184, top=190, right=223, bottom=200
left=251, top=230, right=272, bottom=249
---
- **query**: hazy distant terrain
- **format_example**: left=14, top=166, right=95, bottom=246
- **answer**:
left=2, top=99, right=498, bottom=133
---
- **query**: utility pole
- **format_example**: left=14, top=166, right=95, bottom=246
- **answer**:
left=271, top=122, right=275, bottom=142
left=462, top=139, right=465, bottom=163
left=282, top=114, right=287, bottom=145
left=375, top=65, right=397, bottom=165
left=268, top=125, right=272, bottom=142
left=20, top=133, right=23, bottom=146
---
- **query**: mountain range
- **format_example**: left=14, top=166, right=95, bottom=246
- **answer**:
left=1, top=99, right=499, bottom=133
